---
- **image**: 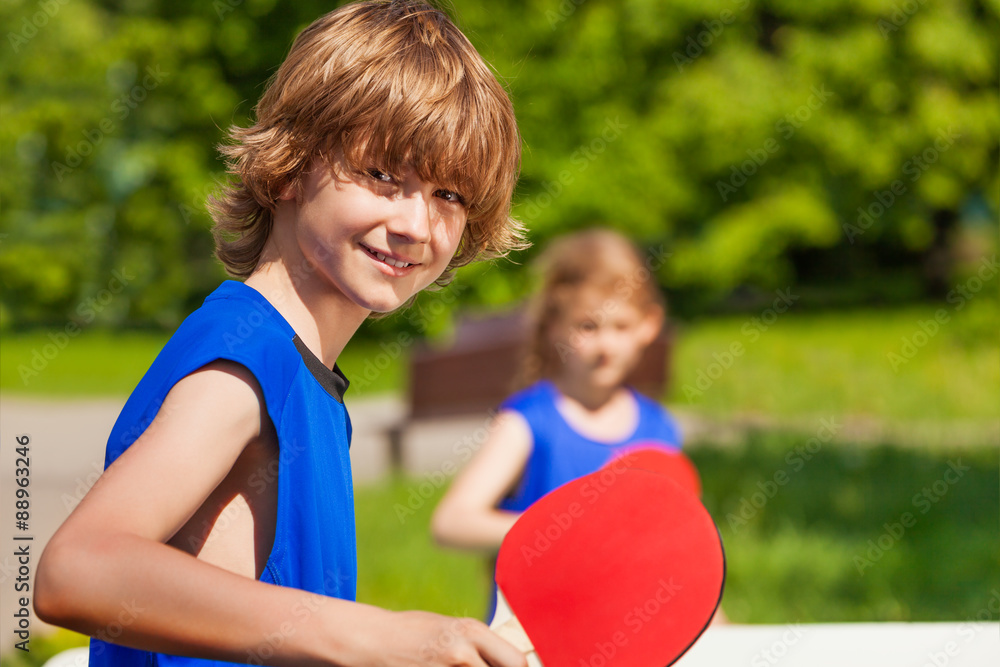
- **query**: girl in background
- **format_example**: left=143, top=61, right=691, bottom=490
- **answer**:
left=432, top=228, right=684, bottom=614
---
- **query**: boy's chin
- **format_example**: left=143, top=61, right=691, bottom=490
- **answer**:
left=364, top=278, right=443, bottom=314
left=358, top=298, right=402, bottom=314
left=358, top=292, right=417, bottom=315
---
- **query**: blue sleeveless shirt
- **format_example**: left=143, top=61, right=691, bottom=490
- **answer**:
left=497, top=379, right=682, bottom=512
left=90, top=281, right=356, bottom=667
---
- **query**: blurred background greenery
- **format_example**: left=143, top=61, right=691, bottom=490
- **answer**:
left=2, top=0, right=997, bottom=329
left=1, top=0, right=998, bottom=662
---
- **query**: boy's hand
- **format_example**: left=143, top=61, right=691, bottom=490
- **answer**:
left=351, top=610, right=527, bottom=667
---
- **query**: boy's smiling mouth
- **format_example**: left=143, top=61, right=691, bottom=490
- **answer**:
left=360, top=243, right=419, bottom=270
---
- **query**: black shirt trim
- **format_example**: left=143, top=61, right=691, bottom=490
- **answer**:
left=292, top=335, right=350, bottom=403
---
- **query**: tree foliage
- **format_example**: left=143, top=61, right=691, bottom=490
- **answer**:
left=1, top=0, right=997, bottom=330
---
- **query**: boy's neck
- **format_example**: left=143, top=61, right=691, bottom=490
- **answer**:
left=245, top=261, right=369, bottom=370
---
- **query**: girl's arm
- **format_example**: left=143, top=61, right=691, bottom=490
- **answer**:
left=34, top=361, right=525, bottom=667
left=430, top=410, right=533, bottom=550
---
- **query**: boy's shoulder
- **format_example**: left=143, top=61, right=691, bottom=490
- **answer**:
left=162, top=280, right=302, bottom=380
left=155, top=279, right=350, bottom=411
left=110, top=282, right=318, bottom=454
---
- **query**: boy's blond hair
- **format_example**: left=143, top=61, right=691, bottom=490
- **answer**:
left=209, top=0, right=524, bottom=285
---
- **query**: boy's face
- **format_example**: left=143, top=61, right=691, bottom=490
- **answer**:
left=548, top=288, right=661, bottom=390
left=279, top=155, right=467, bottom=313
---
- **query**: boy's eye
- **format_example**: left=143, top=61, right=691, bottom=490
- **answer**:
left=435, top=188, right=466, bottom=206
left=366, top=168, right=394, bottom=183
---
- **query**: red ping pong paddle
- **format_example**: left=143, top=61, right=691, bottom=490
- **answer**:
left=490, top=466, right=725, bottom=667
left=605, top=444, right=703, bottom=498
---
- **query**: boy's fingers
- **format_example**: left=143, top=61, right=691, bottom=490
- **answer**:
left=468, top=622, right=529, bottom=667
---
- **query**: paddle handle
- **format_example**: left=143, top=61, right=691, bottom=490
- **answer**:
left=490, top=589, right=542, bottom=666
left=491, top=616, right=534, bottom=652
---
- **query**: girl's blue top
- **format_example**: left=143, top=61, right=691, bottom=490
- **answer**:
left=498, top=379, right=683, bottom=513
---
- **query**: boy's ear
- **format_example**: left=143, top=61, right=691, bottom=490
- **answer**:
left=278, top=176, right=303, bottom=201
left=277, top=179, right=298, bottom=202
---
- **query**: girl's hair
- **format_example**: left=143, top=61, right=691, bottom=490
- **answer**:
left=518, top=228, right=666, bottom=386
left=208, top=0, right=525, bottom=285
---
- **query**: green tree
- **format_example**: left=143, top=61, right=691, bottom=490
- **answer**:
left=1, top=0, right=996, bottom=330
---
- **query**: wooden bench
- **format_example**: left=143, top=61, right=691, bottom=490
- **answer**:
left=388, top=306, right=674, bottom=468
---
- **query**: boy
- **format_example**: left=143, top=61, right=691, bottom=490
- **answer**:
left=34, top=2, right=527, bottom=665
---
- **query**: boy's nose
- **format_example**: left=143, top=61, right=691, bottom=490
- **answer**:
left=387, top=190, right=433, bottom=244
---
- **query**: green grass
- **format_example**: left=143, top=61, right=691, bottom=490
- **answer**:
left=0, top=331, right=405, bottom=398
left=692, top=435, right=999, bottom=623
left=358, top=439, right=999, bottom=625
left=1, top=329, right=170, bottom=396
left=6, top=438, right=995, bottom=665
left=336, top=339, right=409, bottom=399
left=670, top=299, right=999, bottom=424
left=354, top=475, right=493, bottom=618
left=2, top=300, right=996, bottom=428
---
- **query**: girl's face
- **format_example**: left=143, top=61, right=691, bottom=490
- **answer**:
left=546, top=287, right=662, bottom=390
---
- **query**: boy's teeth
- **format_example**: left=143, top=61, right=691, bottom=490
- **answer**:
left=373, top=250, right=409, bottom=268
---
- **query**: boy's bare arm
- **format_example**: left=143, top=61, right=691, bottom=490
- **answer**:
left=430, top=411, right=532, bottom=550
left=35, top=361, right=525, bottom=667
